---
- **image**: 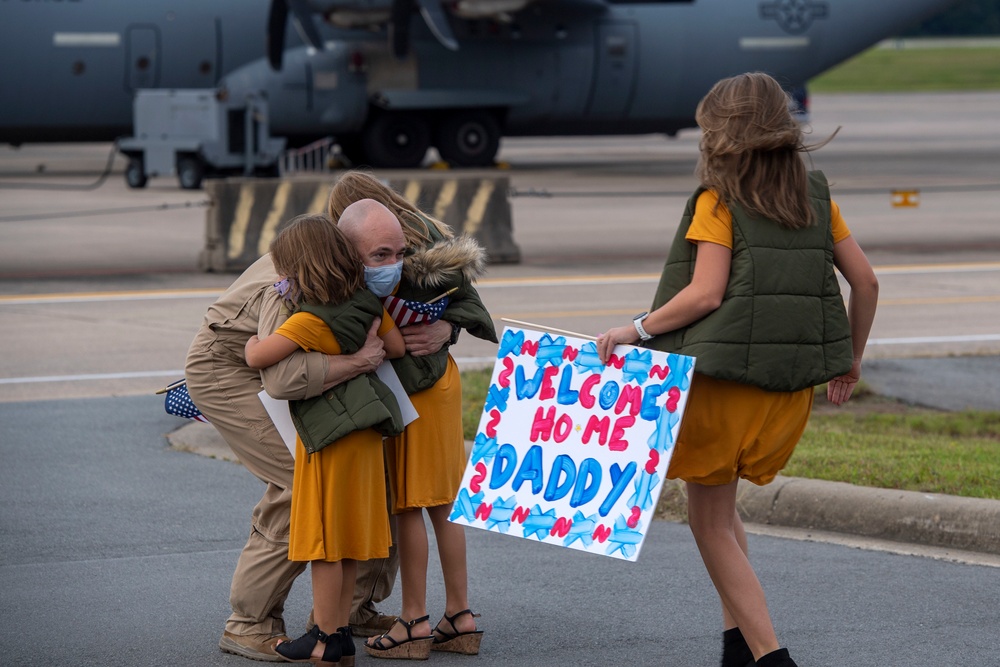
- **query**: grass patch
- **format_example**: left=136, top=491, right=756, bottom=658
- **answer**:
left=810, top=46, right=1000, bottom=92
left=461, top=367, right=494, bottom=440
left=460, top=369, right=1000, bottom=500
left=788, top=397, right=1000, bottom=499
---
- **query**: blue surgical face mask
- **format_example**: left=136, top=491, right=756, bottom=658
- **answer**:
left=364, top=260, right=403, bottom=298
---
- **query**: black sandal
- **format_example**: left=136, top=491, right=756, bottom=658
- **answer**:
left=432, top=609, right=483, bottom=655
left=363, top=615, right=434, bottom=660
left=275, top=625, right=346, bottom=667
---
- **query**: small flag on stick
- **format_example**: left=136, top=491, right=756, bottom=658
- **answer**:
left=382, top=288, right=455, bottom=327
left=158, top=379, right=210, bottom=423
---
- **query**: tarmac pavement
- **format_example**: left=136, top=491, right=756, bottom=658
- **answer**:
left=3, top=394, right=1000, bottom=667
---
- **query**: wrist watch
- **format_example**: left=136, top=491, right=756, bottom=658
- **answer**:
left=448, top=321, right=461, bottom=346
left=632, top=312, right=654, bottom=341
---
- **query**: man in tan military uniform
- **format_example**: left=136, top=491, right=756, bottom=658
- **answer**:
left=185, top=252, right=400, bottom=661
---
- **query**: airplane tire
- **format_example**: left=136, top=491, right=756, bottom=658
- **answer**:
left=125, top=157, right=147, bottom=189
left=361, top=112, right=430, bottom=169
left=435, top=111, right=500, bottom=167
left=177, top=155, right=205, bottom=190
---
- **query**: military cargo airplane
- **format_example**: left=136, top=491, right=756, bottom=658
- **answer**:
left=0, top=0, right=962, bottom=170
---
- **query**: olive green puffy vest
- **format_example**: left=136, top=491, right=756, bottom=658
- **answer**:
left=290, top=290, right=403, bottom=454
left=389, top=213, right=498, bottom=395
left=644, top=171, right=853, bottom=392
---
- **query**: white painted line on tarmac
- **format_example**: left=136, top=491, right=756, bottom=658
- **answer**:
left=0, top=370, right=184, bottom=385
left=4, top=335, right=1000, bottom=388
left=0, top=290, right=223, bottom=305
left=1, top=262, right=999, bottom=305
left=868, top=334, right=1000, bottom=345
left=0, top=359, right=498, bottom=386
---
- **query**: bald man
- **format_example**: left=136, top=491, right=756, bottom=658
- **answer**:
left=185, top=200, right=405, bottom=662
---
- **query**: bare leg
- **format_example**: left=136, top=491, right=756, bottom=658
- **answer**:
left=367, top=509, right=431, bottom=645
left=308, top=560, right=347, bottom=659
left=721, top=508, right=750, bottom=631
left=686, top=481, right=779, bottom=660
left=427, top=504, right=477, bottom=634
left=340, top=559, right=357, bottom=627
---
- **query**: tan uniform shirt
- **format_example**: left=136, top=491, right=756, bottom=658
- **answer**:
left=195, top=253, right=327, bottom=400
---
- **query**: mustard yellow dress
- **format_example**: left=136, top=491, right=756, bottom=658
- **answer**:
left=384, top=355, right=466, bottom=514
left=666, top=191, right=852, bottom=486
left=278, top=310, right=396, bottom=563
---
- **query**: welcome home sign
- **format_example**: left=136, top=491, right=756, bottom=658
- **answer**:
left=450, top=327, right=695, bottom=561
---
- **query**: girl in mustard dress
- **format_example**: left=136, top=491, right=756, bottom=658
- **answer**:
left=597, top=73, right=879, bottom=667
left=328, top=173, right=496, bottom=659
left=245, top=213, right=406, bottom=667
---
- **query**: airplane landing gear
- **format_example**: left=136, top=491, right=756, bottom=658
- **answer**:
left=361, top=111, right=430, bottom=169
left=124, top=156, right=148, bottom=189
left=176, top=154, right=205, bottom=190
left=435, top=111, right=501, bottom=167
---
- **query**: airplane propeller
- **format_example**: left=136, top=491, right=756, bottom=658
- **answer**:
left=268, top=0, right=462, bottom=68
left=390, top=0, right=412, bottom=59
left=267, top=0, right=326, bottom=70
left=417, top=0, right=459, bottom=52
left=391, top=0, right=459, bottom=58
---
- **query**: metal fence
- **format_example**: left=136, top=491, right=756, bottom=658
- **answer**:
left=279, top=136, right=337, bottom=176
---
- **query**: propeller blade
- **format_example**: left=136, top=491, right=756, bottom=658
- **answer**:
left=417, top=0, right=459, bottom=51
left=267, top=0, right=289, bottom=70
left=390, top=0, right=413, bottom=59
left=288, top=0, right=325, bottom=50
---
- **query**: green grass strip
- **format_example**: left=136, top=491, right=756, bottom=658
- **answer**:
left=810, top=47, right=1000, bottom=92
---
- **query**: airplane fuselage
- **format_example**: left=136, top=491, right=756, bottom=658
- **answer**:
left=0, top=0, right=267, bottom=143
left=0, top=0, right=962, bottom=167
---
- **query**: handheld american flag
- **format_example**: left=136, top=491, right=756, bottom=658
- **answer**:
left=160, top=379, right=210, bottom=423
left=381, top=295, right=450, bottom=327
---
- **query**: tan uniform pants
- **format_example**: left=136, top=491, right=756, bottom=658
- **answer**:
left=186, top=327, right=397, bottom=637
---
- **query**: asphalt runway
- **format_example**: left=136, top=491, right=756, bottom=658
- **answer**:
left=2, top=396, right=999, bottom=667
left=1, top=92, right=999, bottom=664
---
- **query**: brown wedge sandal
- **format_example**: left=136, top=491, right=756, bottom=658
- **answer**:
left=363, top=615, right=434, bottom=660
left=431, top=609, right=483, bottom=655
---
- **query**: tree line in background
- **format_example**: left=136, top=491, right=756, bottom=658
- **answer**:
left=906, top=0, right=1000, bottom=35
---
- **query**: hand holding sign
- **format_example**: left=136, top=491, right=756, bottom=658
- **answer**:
left=596, top=324, right=641, bottom=364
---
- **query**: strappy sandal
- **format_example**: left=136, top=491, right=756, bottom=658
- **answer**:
left=363, top=615, right=434, bottom=660
left=275, top=625, right=347, bottom=667
left=432, top=609, right=483, bottom=655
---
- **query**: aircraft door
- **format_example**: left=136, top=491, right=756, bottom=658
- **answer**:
left=585, top=21, right=638, bottom=118
left=125, top=25, right=161, bottom=92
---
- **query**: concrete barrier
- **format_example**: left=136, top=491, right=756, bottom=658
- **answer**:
left=199, top=173, right=520, bottom=272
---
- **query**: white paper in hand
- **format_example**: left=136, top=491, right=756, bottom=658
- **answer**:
left=257, top=390, right=298, bottom=460
left=376, top=362, right=419, bottom=426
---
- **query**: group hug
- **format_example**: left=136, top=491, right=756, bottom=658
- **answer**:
left=184, top=73, right=879, bottom=667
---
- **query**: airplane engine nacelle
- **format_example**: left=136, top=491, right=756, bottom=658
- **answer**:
left=220, top=44, right=368, bottom=145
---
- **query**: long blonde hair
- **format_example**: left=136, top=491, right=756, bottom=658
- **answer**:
left=695, top=72, right=835, bottom=229
left=269, top=214, right=364, bottom=306
left=327, top=171, right=454, bottom=248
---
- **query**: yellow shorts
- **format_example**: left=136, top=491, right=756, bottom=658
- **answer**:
left=666, top=373, right=813, bottom=486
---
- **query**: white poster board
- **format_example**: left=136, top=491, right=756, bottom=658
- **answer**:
left=450, top=327, right=695, bottom=561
